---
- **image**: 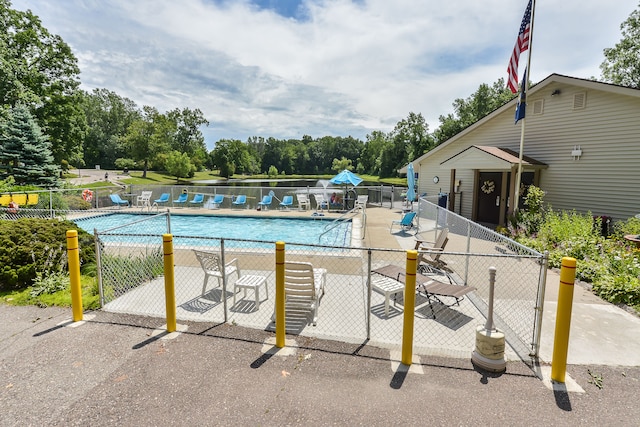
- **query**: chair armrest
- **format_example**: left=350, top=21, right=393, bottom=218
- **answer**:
left=225, top=258, right=239, bottom=268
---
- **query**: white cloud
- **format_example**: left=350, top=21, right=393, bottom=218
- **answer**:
left=20, top=0, right=639, bottom=148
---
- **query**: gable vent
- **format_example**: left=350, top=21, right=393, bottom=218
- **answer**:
left=573, top=92, right=587, bottom=109
left=532, top=99, right=544, bottom=115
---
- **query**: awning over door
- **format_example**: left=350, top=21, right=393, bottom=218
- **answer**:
left=440, top=145, right=547, bottom=170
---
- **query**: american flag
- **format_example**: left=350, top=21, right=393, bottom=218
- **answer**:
left=507, top=0, right=532, bottom=93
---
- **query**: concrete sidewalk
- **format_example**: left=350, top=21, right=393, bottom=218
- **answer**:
left=1, top=305, right=638, bottom=426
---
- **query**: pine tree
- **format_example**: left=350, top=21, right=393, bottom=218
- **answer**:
left=0, top=105, right=59, bottom=187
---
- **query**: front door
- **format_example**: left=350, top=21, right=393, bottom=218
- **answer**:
left=476, top=172, right=502, bottom=225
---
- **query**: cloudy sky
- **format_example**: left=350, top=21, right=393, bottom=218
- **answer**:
left=20, top=0, right=638, bottom=149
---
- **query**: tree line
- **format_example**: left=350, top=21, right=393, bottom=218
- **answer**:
left=2, top=0, right=639, bottom=186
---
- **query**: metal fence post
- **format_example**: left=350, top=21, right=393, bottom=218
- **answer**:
left=366, top=249, right=372, bottom=340
left=275, top=241, right=286, bottom=348
left=220, top=239, right=228, bottom=323
left=94, top=229, right=104, bottom=307
left=531, top=250, right=549, bottom=357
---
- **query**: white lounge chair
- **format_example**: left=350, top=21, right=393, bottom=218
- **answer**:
left=313, top=194, right=328, bottom=212
left=297, top=193, right=311, bottom=211
left=354, top=194, right=368, bottom=210
left=283, top=261, right=326, bottom=326
left=193, top=250, right=240, bottom=296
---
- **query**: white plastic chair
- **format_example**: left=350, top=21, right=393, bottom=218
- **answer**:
left=296, top=193, right=311, bottom=211
left=136, top=191, right=153, bottom=209
left=193, top=250, right=240, bottom=295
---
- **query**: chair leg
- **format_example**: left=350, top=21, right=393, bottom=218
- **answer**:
left=201, top=275, right=209, bottom=295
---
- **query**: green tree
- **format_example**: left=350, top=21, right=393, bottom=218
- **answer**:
left=165, top=150, right=194, bottom=182
left=123, top=106, right=173, bottom=178
left=359, top=130, right=389, bottom=175
left=332, top=156, right=353, bottom=172
left=0, top=105, right=59, bottom=186
left=601, top=5, right=640, bottom=88
left=81, top=89, right=140, bottom=169
left=210, top=139, right=259, bottom=178
left=0, top=0, right=86, bottom=165
left=167, top=107, right=209, bottom=157
left=434, top=78, right=513, bottom=143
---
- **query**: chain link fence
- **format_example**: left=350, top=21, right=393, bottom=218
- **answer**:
left=93, top=206, right=546, bottom=364
left=1, top=187, right=546, bottom=363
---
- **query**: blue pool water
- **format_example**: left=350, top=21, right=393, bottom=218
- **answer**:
left=73, top=213, right=352, bottom=247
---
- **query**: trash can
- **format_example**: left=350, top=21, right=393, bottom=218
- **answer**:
left=438, top=192, right=448, bottom=209
left=437, top=192, right=448, bottom=227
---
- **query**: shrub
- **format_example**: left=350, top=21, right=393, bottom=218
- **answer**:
left=0, top=218, right=95, bottom=291
left=592, top=274, right=640, bottom=308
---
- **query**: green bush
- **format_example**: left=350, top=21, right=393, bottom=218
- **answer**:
left=0, top=218, right=95, bottom=291
left=508, top=190, right=640, bottom=311
left=592, top=274, right=640, bottom=307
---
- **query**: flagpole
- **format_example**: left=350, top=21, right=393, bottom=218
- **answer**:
left=513, top=0, right=536, bottom=212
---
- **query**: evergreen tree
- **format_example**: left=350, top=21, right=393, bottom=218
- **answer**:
left=0, top=105, right=59, bottom=186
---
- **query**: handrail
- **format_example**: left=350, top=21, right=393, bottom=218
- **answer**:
left=319, top=206, right=363, bottom=242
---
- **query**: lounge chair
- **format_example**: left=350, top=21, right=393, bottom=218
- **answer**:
left=313, top=194, right=328, bottom=212
left=390, top=211, right=417, bottom=233
left=371, top=264, right=475, bottom=319
left=257, top=194, right=273, bottom=211
left=297, top=193, right=311, bottom=211
left=208, top=194, right=225, bottom=209
left=279, top=195, right=294, bottom=210
left=189, top=193, right=204, bottom=207
left=354, top=194, right=368, bottom=211
left=193, top=249, right=240, bottom=296
left=415, top=228, right=452, bottom=278
left=154, top=193, right=170, bottom=205
left=232, top=195, right=247, bottom=209
left=109, top=194, right=129, bottom=208
left=136, top=191, right=153, bottom=209
left=173, top=193, right=188, bottom=207
left=283, top=261, right=326, bottom=326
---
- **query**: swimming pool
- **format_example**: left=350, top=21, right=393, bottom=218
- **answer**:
left=73, top=213, right=352, bottom=247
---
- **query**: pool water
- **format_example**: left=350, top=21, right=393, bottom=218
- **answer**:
left=73, top=213, right=352, bottom=247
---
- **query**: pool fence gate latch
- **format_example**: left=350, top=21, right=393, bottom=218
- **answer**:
left=471, top=266, right=506, bottom=373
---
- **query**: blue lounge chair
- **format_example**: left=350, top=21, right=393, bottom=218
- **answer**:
left=232, top=195, right=246, bottom=209
left=279, top=195, right=293, bottom=210
left=109, top=194, right=129, bottom=208
left=390, top=211, right=417, bottom=233
left=173, top=193, right=188, bottom=207
left=189, top=193, right=204, bottom=207
left=208, top=194, right=225, bottom=209
left=257, top=194, right=272, bottom=211
left=154, top=193, right=170, bottom=205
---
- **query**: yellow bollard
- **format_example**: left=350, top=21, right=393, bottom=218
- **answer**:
left=551, top=257, right=577, bottom=383
left=162, top=234, right=177, bottom=333
left=401, top=250, right=418, bottom=366
left=66, top=230, right=83, bottom=322
left=275, top=241, right=285, bottom=348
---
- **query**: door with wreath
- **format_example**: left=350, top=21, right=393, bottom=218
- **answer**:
left=476, top=172, right=502, bottom=225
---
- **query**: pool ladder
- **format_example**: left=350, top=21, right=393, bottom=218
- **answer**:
left=318, top=205, right=366, bottom=243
